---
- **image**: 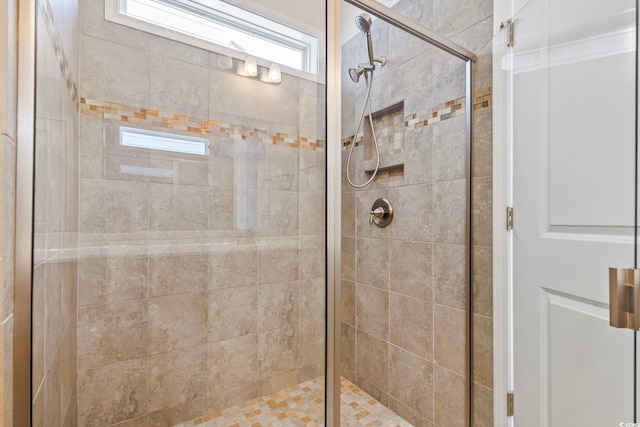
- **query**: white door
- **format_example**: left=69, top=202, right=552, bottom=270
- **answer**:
left=509, top=0, right=638, bottom=425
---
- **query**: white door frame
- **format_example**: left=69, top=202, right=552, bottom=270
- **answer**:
left=492, top=0, right=515, bottom=426
left=491, top=2, right=640, bottom=426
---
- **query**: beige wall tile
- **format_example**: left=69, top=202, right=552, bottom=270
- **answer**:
left=404, top=126, right=434, bottom=186
left=78, top=358, right=148, bottom=426
left=356, top=238, right=389, bottom=290
left=473, top=245, right=492, bottom=317
left=300, top=235, right=325, bottom=280
left=389, top=346, right=433, bottom=419
left=434, top=244, right=467, bottom=310
left=432, top=49, right=466, bottom=105
left=390, top=294, right=433, bottom=360
left=300, top=278, right=325, bottom=323
left=149, top=53, right=209, bottom=119
left=474, top=383, right=493, bottom=427
left=208, top=247, right=257, bottom=289
left=148, top=183, right=209, bottom=232
left=78, top=114, right=105, bottom=179
left=473, top=106, right=492, bottom=178
left=433, top=179, right=467, bottom=244
left=299, top=192, right=325, bottom=236
left=298, top=143, right=325, bottom=193
left=341, top=279, right=356, bottom=326
left=106, top=254, right=149, bottom=301
left=0, top=315, right=13, bottom=427
left=340, top=323, right=356, bottom=382
left=433, top=366, right=466, bottom=427
left=473, top=177, right=492, bottom=247
left=257, top=325, right=298, bottom=380
left=257, top=281, right=299, bottom=332
left=208, top=187, right=235, bottom=231
left=0, top=0, right=17, bottom=138
left=299, top=320, right=325, bottom=381
left=355, top=331, right=388, bottom=402
left=434, top=304, right=466, bottom=376
left=148, top=345, right=207, bottom=412
left=0, top=137, right=16, bottom=321
left=388, top=184, right=433, bottom=242
left=259, top=369, right=299, bottom=395
left=473, top=314, right=493, bottom=388
left=432, top=116, right=467, bottom=182
left=388, top=397, right=432, bottom=427
left=207, top=383, right=257, bottom=414
left=260, top=190, right=299, bottom=235
left=207, top=335, right=257, bottom=394
left=108, top=415, right=148, bottom=427
left=78, top=300, right=147, bottom=369
left=257, top=245, right=299, bottom=284
left=32, top=264, right=45, bottom=392
left=341, top=236, right=355, bottom=282
left=208, top=286, right=257, bottom=341
left=149, top=400, right=208, bottom=427
left=342, top=192, right=355, bottom=236
left=149, top=293, right=207, bottom=354
left=390, top=240, right=433, bottom=301
left=356, top=284, right=389, bottom=340
left=149, top=254, right=208, bottom=296
left=260, top=144, right=299, bottom=192
left=80, top=35, right=150, bottom=106
left=104, top=180, right=149, bottom=234
left=79, top=178, right=106, bottom=233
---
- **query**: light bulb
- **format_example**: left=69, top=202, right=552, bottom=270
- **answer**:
left=243, top=56, right=257, bottom=77
left=268, top=63, right=281, bottom=83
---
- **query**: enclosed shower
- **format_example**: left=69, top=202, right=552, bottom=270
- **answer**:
left=16, top=0, right=494, bottom=425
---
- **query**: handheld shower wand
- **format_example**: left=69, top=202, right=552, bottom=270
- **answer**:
left=355, top=13, right=375, bottom=65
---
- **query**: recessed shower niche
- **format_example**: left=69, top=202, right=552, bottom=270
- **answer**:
left=362, top=101, right=405, bottom=180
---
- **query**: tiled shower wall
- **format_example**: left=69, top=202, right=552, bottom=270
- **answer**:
left=340, top=0, right=493, bottom=426
left=0, top=0, right=17, bottom=424
left=76, top=0, right=326, bottom=425
left=32, top=0, right=80, bottom=425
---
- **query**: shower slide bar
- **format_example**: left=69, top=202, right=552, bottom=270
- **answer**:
left=344, top=0, right=478, bottom=62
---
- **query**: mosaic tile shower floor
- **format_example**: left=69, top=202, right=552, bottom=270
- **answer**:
left=175, top=377, right=412, bottom=427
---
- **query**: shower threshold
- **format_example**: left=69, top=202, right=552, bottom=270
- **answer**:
left=174, top=377, right=412, bottom=427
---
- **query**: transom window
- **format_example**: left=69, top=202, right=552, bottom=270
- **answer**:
left=106, top=0, right=319, bottom=74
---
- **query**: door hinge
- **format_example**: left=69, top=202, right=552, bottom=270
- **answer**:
left=506, top=207, right=514, bottom=230
left=507, top=391, right=514, bottom=416
left=501, top=19, right=514, bottom=47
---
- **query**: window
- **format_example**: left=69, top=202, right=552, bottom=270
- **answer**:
left=106, top=0, right=319, bottom=75
left=120, top=127, right=209, bottom=156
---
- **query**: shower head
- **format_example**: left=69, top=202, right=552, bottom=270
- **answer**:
left=355, top=13, right=372, bottom=34
left=349, top=66, right=365, bottom=83
left=355, top=13, right=375, bottom=65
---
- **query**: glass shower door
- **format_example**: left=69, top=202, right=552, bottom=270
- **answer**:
left=30, top=0, right=328, bottom=425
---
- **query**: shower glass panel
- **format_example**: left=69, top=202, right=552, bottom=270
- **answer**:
left=30, top=0, right=327, bottom=425
left=339, top=0, right=488, bottom=425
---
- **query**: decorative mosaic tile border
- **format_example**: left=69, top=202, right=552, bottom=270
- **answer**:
left=342, top=88, right=493, bottom=149
left=38, top=0, right=79, bottom=109
left=80, top=98, right=325, bottom=152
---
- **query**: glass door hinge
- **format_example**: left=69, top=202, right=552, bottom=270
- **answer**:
left=507, top=391, right=514, bottom=416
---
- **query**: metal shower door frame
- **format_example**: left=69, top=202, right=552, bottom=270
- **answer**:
left=325, top=0, right=477, bottom=425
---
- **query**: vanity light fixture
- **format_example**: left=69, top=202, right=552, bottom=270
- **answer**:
left=243, top=56, right=258, bottom=76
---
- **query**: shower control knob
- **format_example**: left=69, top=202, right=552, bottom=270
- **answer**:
left=369, top=198, right=393, bottom=228
left=369, top=207, right=386, bottom=224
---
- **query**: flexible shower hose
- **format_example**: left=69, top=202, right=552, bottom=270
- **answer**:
left=346, top=71, right=380, bottom=188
